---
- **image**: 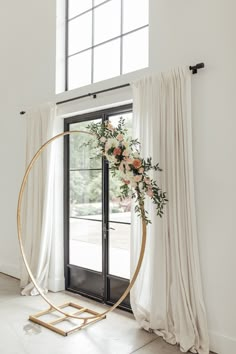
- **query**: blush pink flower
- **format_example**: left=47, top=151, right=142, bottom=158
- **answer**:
left=100, top=136, right=106, bottom=143
left=122, top=150, right=129, bottom=157
left=144, top=177, right=151, bottom=184
left=134, top=175, right=142, bottom=182
left=146, top=187, right=154, bottom=197
left=133, top=159, right=142, bottom=169
left=116, top=134, right=123, bottom=141
left=107, top=123, right=114, bottom=131
left=138, top=167, right=144, bottom=174
left=113, top=147, right=122, bottom=156
left=122, top=179, right=130, bottom=185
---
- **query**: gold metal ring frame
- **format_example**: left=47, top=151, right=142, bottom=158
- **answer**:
left=17, top=130, right=147, bottom=336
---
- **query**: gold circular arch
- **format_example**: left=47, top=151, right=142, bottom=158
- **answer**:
left=17, top=130, right=147, bottom=324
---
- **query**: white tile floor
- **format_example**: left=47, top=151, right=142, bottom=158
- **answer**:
left=0, top=273, right=184, bottom=354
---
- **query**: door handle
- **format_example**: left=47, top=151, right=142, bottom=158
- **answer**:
left=103, top=226, right=116, bottom=233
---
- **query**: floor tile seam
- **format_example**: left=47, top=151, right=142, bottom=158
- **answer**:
left=129, top=336, right=159, bottom=354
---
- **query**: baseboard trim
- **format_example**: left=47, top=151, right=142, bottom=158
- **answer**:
left=0, top=263, right=65, bottom=293
left=210, top=330, right=236, bottom=354
left=0, top=263, right=20, bottom=279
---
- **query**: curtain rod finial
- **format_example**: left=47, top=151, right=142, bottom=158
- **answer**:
left=189, top=62, right=205, bottom=74
left=20, top=111, right=26, bottom=115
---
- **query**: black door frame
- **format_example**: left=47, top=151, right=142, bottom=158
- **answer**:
left=64, top=104, right=132, bottom=312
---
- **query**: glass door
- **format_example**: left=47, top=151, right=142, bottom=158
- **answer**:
left=64, top=105, right=132, bottom=310
left=106, top=112, right=132, bottom=307
left=66, top=117, right=104, bottom=299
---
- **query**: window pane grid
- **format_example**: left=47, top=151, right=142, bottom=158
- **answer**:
left=67, top=24, right=148, bottom=59
left=93, top=0, right=121, bottom=46
left=68, top=0, right=112, bottom=21
left=123, top=26, right=148, bottom=74
left=68, top=12, right=92, bottom=56
left=71, top=216, right=130, bottom=225
left=66, top=0, right=149, bottom=90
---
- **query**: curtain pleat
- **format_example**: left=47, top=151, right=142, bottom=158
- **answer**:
left=130, top=68, right=209, bottom=354
left=20, top=103, right=63, bottom=295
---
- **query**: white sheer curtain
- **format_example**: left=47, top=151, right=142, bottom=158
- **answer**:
left=20, top=103, right=64, bottom=295
left=130, top=68, right=209, bottom=354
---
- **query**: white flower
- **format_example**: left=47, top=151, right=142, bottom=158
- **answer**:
left=133, top=151, right=140, bottom=159
left=100, top=136, right=106, bottom=143
left=118, top=169, right=126, bottom=179
left=106, top=154, right=117, bottom=164
left=124, top=171, right=137, bottom=188
left=105, top=138, right=119, bottom=151
left=122, top=145, right=132, bottom=156
left=123, top=140, right=130, bottom=149
left=96, top=147, right=103, bottom=155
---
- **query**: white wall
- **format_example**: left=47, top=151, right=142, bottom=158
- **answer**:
left=0, top=0, right=56, bottom=276
left=0, top=1, right=235, bottom=353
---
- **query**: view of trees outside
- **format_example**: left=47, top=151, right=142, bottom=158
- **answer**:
left=69, top=113, right=132, bottom=278
left=69, top=119, right=102, bottom=219
left=69, top=115, right=132, bottom=218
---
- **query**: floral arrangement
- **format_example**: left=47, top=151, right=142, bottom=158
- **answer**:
left=85, top=118, right=167, bottom=224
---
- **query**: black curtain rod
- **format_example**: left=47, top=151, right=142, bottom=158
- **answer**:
left=19, top=63, right=204, bottom=115
left=57, top=83, right=130, bottom=106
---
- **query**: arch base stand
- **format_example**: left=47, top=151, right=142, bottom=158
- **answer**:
left=29, top=302, right=106, bottom=336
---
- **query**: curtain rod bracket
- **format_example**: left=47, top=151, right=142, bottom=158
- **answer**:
left=189, top=62, right=205, bottom=74
left=88, top=93, right=97, bottom=99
